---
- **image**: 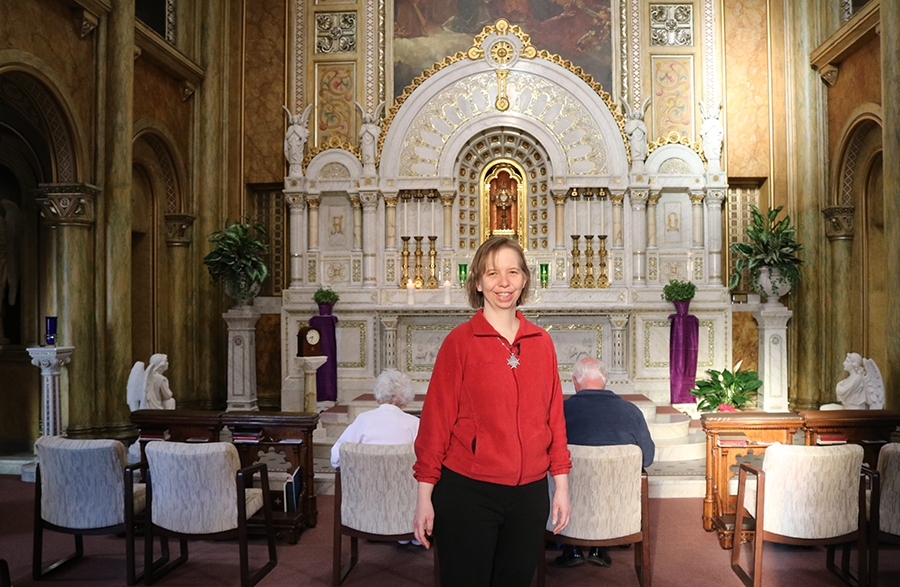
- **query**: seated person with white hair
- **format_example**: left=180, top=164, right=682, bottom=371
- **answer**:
left=556, top=357, right=655, bottom=569
left=330, top=369, right=420, bottom=469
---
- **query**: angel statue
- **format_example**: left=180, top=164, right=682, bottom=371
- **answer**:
left=820, top=352, right=885, bottom=410
left=621, top=96, right=651, bottom=171
left=0, top=199, right=23, bottom=345
left=127, top=354, right=177, bottom=411
left=355, top=101, right=385, bottom=175
left=283, top=104, right=313, bottom=178
left=699, top=98, right=724, bottom=170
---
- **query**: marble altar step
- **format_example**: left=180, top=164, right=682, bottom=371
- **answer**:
left=653, top=429, right=707, bottom=461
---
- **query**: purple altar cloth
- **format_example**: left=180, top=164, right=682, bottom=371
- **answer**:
left=309, top=314, right=338, bottom=402
left=669, top=307, right=699, bottom=404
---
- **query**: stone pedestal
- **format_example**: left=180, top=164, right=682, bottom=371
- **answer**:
left=27, top=346, right=75, bottom=437
left=285, top=356, right=328, bottom=413
left=752, top=308, right=792, bottom=412
left=223, top=307, right=261, bottom=411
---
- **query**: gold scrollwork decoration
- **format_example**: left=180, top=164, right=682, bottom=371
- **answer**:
left=303, top=135, right=362, bottom=172
left=647, top=131, right=706, bottom=163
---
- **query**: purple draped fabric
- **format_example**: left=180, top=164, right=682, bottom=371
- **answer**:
left=669, top=303, right=699, bottom=404
left=309, top=314, right=338, bottom=402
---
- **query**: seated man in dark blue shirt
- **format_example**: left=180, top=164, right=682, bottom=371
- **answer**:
left=556, top=357, right=655, bottom=569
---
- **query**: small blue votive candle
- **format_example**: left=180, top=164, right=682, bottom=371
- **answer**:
left=45, top=316, right=57, bottom=346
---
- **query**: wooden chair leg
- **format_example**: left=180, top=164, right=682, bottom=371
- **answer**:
left=1, top=559, right=11, bottom=587
left=433, top=540, right=441, bottom=587
left=536, top=537, right=546, bottom=587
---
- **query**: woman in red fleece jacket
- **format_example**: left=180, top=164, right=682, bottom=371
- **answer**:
left=413, top=236, right=572, bottom=586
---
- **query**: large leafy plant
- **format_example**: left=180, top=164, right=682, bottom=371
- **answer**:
left=661, top=279, right=697, bottom=302
left=690, top=361, right=763, bottom=412
left=729, top=205, right=803, bottom=291
left=313, top=286, right=340, bottom=304
left=203, top=218, right=269, bottom=288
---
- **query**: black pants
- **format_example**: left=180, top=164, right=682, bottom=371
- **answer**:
left=432, top=467, right=550, bottom=587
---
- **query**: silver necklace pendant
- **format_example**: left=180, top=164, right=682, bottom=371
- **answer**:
left=507, top=353, right=520, bottom=369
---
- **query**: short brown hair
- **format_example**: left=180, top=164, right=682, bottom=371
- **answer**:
left=465, top=236, right=531, bottom=309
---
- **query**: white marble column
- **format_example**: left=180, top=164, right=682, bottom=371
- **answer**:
left=607, top=314, right=630, bottom=381
left=384, top=195, right=398, bottom=249
left=646, top=192, right=660, bottom=250
left=753, top=308, right=792, bottom=412
left=361, top=192, right=378, bottom=287
left=350, top=195, right=363, bottom=251
left=27, top=346, right=74, bottom=437
left=440, top=193, right=455, bottom=252
left=609, top=191, right=625, bottom=248
left=307, top=195, right=321, bottom=285
left=705, top=188, right=725, bottom=282
left=285, top=185, right=306, bottom=289
left=380, top=316, right=399, bottom=371
left=552, top=191, right=568, bottom=250
left=690, top=191, right=706, bottom=282
left=223, top=307, right=261, bottom=411
left=630, top=188, right=649, bottom=284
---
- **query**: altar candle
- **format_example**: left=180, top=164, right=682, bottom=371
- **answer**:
left=416, top=199, right=421, bottom=236
left=587, top=197, right=591, bottom=234
left=431, top=199, right=435, bottom=236
left=404, top=199, right=409, bottom=236
left=443, top=280, right=452, bottom=305
left=406, top=279, right=415, bottom=305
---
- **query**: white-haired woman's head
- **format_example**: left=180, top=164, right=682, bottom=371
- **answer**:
left=373, top=369, right=415, bottom=408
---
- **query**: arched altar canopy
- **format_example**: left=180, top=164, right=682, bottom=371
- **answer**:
left=378, top=20, right=629, bottom=188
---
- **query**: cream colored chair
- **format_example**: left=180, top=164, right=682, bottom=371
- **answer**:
left=869, top=442, right=900, bottom=587
left=143, top=441, right=277, bottom=587
left=32, top=436, right=148, bottom=585
left=732, top=443, right=870, bottom=587
left=333, top=443, right=427, bottom=586
left=537, top=444, right=650, bottom=587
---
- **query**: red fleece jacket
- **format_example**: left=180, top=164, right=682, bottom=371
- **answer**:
left=414, top=309, right=571, bottom=486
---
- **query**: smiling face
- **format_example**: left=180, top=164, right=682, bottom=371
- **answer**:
left=476, top=246, right=527, bottom=315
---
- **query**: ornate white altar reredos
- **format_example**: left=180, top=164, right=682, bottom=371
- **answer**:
left=281, top=20, right=731, bottom=406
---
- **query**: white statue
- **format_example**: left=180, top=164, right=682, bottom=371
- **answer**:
left=355, top=101, right=385, bottom=175
left=127, top=354, right=176, bottom=411
left=283, top=104, right=313, bottom=178
left=821, top=352, right=885, bottom=410
left=699, top=99, right=724, bottom=170
left=0, top=199, right=22, bottom=345
left=621, top=96, right=651, bottom=172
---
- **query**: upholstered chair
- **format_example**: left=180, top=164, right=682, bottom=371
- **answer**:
left=869, top=442, right=900, bottom=587
left=32, top=435, right=146, bottom=584
left=333, top=443, right=428, bottom=586
left=143, top=441, right=277, bottom=587
left=537, top=444, right=650, bottom=587
left=732, top=443, right=870, bottom=587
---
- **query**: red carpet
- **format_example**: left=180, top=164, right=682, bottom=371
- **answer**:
left=1, top=475, right=897, bottom=586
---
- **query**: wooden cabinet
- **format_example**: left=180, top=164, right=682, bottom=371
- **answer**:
left=701, top=412, right=803, bottom=549
left=131, top=409, right=319, bottom=544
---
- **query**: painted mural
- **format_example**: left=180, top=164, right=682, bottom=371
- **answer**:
left=393, top=0, right=613, bottom=100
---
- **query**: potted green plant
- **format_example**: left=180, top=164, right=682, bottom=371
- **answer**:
left=313, top=286, right=340, bottom=315
left=690, top=361, right=763, bottom=412
left=728, top=205, right=803, bottom=305
left=661, top=279, right=697, bottom=315
left=203, top=217, right=269, bottom=304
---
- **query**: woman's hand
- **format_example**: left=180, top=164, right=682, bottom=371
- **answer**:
left=413, top=482, right=436, bottom=549
left=549, top=474, right=571, bottom=534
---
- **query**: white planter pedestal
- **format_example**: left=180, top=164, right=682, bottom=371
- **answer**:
left=27, top=346, right=74, bottom=437
left=223, top=307, right=261, bottom=411
left=752, top=307, right=792, bottom=412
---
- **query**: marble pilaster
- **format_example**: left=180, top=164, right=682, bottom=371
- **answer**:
left=551, top=191, right=567, bottom=250
left=223, top=307, right=261, bottom=411
left=646, top=192, right=659, bottom=249
left=384, top=195, right=398, bottom=250
left=360, top=192, right=378, bottom=287
left=34, top=184, right=99, bottom=437
left=285, top=189, right=306, bottom=289
left=823, top=206, right=854, bottom=398
left=609, top=191, right=625, bottom=248
left=380, top=316, right=399, bottom=370
left=103, top=0, right=136, bottom=429
left=705, top=189, right=725, bottom=283
left=883, top=0, right=900, bottom=409
left=608, top=313, right=631, bottom=380
left=307, top=196, right=321, bottom=250
left=165, top=213, right=195, bottom=398
left=350, top=195, right=363, bottom=251
left=629, top=188, right=649, bottom=284
left=27, top=346, right=75, bottom=437
left=752, top=308, right=792, bottom=412
left=440, top=193, right=454, bottom=252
